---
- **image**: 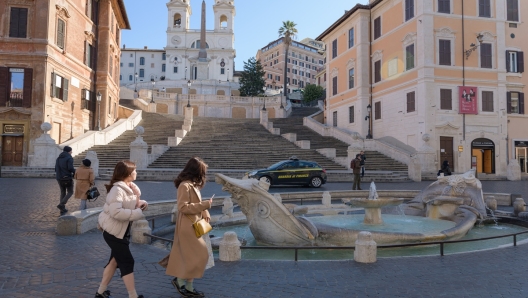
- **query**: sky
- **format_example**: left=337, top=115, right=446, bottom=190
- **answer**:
left=122, top=0, right=363, bottom=70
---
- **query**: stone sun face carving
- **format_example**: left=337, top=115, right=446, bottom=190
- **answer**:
left=442, top=175, right=467, bottom=196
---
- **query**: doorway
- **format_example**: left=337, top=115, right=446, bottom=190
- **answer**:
left=471, top=138, right=495, bottom=174
left=2, top=135, right=24, bottom=166
left=515, top=141, right=528, bottom=173
left=439, top=136, right=454, bottom=172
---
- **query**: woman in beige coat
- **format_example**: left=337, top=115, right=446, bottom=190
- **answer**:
left=167, top=157, right=213, bottom=298
left=74, top=159, right=95, bottom=210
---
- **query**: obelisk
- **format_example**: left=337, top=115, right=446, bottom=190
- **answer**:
left=195, top=0, right=210, bottom=80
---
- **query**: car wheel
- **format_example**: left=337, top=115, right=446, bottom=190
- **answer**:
left=310, top=176, right=323, bottom=188
left=260, top=176, right=272, bottom=185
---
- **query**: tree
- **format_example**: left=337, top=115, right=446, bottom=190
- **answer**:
left=239, top=57, right=266, bottom=96
left=303, top=84, right=324, bottom=103
left=278, top=21, right=298, bottom=98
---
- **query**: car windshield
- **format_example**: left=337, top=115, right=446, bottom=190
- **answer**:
left=268, top=161, right=287, bottom=170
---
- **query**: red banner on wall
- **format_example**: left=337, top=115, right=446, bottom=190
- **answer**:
left=459, top=86, right=478, bottom=114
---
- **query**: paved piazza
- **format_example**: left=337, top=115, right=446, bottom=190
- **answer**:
left=1, top=177, right=528, bottom=297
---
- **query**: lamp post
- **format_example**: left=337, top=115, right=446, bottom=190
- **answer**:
left=96, top=91, right=102, bottom=131
left=134, top=72, right=138, bottom=92
left=279, top=86, right=284, bottom=109
left=464, top=33, right=484, bottom=60
left=227, top=68, right=230, bottom=82
left=150, top=78, right=155, bottom=103
left=262, top=86, right=267, bottom=111
left=187, top=80, right=192, bottom=107
left=365, top=104, right=372, bottom=139
left=185, top=66, right=188, bottom=80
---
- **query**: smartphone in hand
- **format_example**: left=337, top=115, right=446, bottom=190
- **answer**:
left=209, top=194, right=215, bottom=205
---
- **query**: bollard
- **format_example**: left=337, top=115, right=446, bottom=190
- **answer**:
left=513, top=198, right=526, bottom=216
left=322, top=191, right=331, bottom=207
left=56, top=215, right=78, bottom=236
left=130, top=217, right=152, bottom=244
left=354, top=231, right=377, bottom=263
left=219, top=231, right=241, bottom=261
left=485, top=197, right=497, bottom=211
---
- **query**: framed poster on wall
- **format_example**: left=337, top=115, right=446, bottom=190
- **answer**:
left=459, top=86, right=478, bottom=114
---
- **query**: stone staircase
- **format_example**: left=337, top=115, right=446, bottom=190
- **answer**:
left=73, top=112, right=184, bottom=168
left=149, top=116, right=348, bottom=171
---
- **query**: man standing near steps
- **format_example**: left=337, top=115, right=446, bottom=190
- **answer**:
left=359, top=150, right=366, bottom=177
left=351, top=154, right=362, bottom=190
left=55, top=146, right=75, bottom=215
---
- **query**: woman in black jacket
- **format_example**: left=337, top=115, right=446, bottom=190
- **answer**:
left=438, top=160, right=452, bottom=176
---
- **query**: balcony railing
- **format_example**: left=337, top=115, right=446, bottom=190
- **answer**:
left=6, top=98, right=23, bottom=107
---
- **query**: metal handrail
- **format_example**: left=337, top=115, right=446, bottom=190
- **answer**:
left=143, top=229, right=528, bottom=261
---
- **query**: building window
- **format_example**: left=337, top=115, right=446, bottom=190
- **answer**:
left=51, top=72, right=69, bottom=101
left=506, top=51, right=524, bottom=73
left=221, top=68, right=225, bottom=75
left=332, top=76, right=338, bottom=96
left=139, top=69, right=144, bottom=77
left=162, top=53, right=166, bottom=60
left=507, top=92, right=524, bottom=114
left=479, top=0, right=491, bottom=17
left=57, top=19, right=66, bottom=49
left=406, top=44, right=415, bottom=70
left=81, top=89, right=92, bottom=110
left=407, top=91, right=416, bottom=112
left=0, top=68, right=32, bottom=108
left=119, top=75, right=122, bottom=81
left=374, top=60, right=381, bottom=83
left=173, top=67, right=178, bottom=73
left=349, top=106, right=354, bottom=123
left=439, top=39, right=451, bottom=66
left=128, top=75, right=133, bottom=81
left=480, top=43, right=492, bottom=68
left=140, top=57, right=145, bottom=65
left=374, top=17, right=381, bottom=39
left=333, top=111, right=337, bottom=127
left=348, top=69, right=355, bottom=89
left=440, top=89, right=452, bottom=110
left=405, top=0, right=414, bottom=21
left=84, top=41, right=95, bottom=68
left=9, top=7, right=28, bottom=38
left=482, top=91, right=494, bottom=112
left=332, top=39, right=338, bottom=59
left=151, top=63, right=155, bottom=68
left=438, top=0, right=450, bottom=13
left=348, top=28, right=354, bottom=48
left=162, top=64, right=166, bottom=72
left=129, top=63, right=134, bottom=67
left=374, top=101, right=381, bottom=120
left=276, top=75, right=280, bottom=81
left=507, top=0, right=519, bottom=22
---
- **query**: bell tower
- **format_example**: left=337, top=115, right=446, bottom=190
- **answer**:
left=167, top=0, right=191, bottom=31
left=213, top=0, right=235, bottom=32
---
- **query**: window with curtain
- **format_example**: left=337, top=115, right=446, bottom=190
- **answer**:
left=405, top=0, right=414, bottom=21
left=507, top=0, right=519, bottom=22
left=482, top=91, right=494, bottom=112
left=439, top=40, right=451, bottom=65
left=406, top=44, right=415, bottom=70
left=479, top=0, right=491, bottom=17
left=480, top=43, right=492, bottom=68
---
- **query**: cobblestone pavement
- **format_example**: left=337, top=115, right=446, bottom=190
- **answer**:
left=1, top=178, right=528, bottom=297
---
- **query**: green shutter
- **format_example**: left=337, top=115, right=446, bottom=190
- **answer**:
left=63, top=78, right=69, bottom=101
left=50, top=72, right=56, bottom=98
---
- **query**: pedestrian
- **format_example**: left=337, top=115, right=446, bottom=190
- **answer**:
left=351, top=154, right=362, bottom=190
left=55, top=146, right=75, bottom=215
left=95, top=160, right=148, bottom=298
left=359, top=150, right=366, bottom=178
left=437, top=160, right=452, bottom=176
left=74, top=159, right=95, bottom=210
left=167, top=157, right=214, bottom=298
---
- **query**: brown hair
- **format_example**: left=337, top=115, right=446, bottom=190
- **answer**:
left=174, top=157, right=208, bottom=189
left=105, top=160, right=137, bottom=192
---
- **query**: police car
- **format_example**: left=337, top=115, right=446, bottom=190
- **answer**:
left=245, top=157, right=327, bottom=188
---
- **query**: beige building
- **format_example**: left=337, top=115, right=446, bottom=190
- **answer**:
left=256, top=37, right=325, bottom=94
left=317, top=0, right=527, bottom=177
left=0, top=0, right=130, bottom=166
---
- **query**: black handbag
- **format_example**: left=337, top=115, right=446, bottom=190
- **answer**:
left=86, top=186, right=101, bottom=201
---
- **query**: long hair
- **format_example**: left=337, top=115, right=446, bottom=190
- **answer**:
left=105, top=160, right=137, bottom=192
left=174, top=157, right=208, bottom=189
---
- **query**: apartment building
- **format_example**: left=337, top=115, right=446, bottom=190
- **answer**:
left=256, top=37, right=325, bottom=94
left=0, top=0, right=130, bottom=166
left=317, top=0, right=527, bottom=177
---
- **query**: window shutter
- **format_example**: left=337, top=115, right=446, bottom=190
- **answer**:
left=507, top=92, right=512, bottom=114
left=520, top=93, right=525, bottom=114
left=63, top=78, right=69, bottom=101
left=22, top=68, right=32, bottom=108
left=50, top=72, right=56, bottom=97
left=506, top=51, right=511, bottom=72
left=9, top=8, right=19, bottom=37
left=19, top=8, right=27, bottom=38
left=517, top=51, right=524, bottom=73
left=57, top=19, right=65, bottom=49
left=0, top=67, right=8, bottom=106
left=84, top=41, right=88, bottom=65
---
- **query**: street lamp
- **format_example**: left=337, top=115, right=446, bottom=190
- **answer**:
left=134, top=72, right=138, bottom=92
left=227, top=68, right=230, bottom=82
left=185, top=66, right=188, bottom=80
left=96, top=91, right=102, bottom=131
left=187, top=80, right=192, bottom=107
left=262, top=86, right=267, bottom=111
left=465, top=33, right=484, bottom=60
left=365, top=104, right=373, bottom=139
left=150, top=78, right=155, bottom=103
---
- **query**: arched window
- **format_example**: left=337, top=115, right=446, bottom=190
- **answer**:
left=139, top=57, right=145, bottom=65
left=191, top=41, right=209, bottom=48
left=173, top=13, right=182, bottom=27
left=220, top=15, right=228, bottom=28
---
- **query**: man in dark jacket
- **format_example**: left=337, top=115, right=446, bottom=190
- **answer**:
left=351, top=154, right=362, bottom=190
left=359, top=151, right=366, bottom=177
left=55, top=146, right=75, bottom=215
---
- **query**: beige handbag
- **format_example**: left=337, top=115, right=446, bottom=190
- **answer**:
left=186, top=214, right=212, bottom=238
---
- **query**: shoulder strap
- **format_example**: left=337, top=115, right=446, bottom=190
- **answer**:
left=185, top=213, right=202, bottom=224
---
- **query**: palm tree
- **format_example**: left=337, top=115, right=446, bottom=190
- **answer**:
left=278, top=20, right=297, bottom=107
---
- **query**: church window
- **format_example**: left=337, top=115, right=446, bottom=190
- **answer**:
left=220, top=15, right=228, bottom=28
left=221, top=68, right=225, bottom=74
left=174, top=14, right=182, bottom=27
left=173, top=67, right=178, bottom=73
left=191, top=41, right=209, bottom=48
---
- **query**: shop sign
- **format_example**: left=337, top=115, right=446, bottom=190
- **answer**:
left=458, top=146, right=464, bottom=152
left=3, top=125, right=24, bottom=134
left=472, top=140, right=494, bottom=147
left=515, top=141, right=528, bottom=147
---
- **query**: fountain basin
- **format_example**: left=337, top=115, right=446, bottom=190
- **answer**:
left=344, top=197, right=405, bottom=224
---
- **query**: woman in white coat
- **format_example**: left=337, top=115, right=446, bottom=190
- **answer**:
left=95, top=160, right=148, bottom=298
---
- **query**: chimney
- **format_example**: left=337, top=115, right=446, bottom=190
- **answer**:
left=144, top=46, right=148, bottom=50
left=123, top=44, right=126, bottom=49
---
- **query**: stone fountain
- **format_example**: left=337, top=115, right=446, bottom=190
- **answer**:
left=215, top=170, right=487, bottom=247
